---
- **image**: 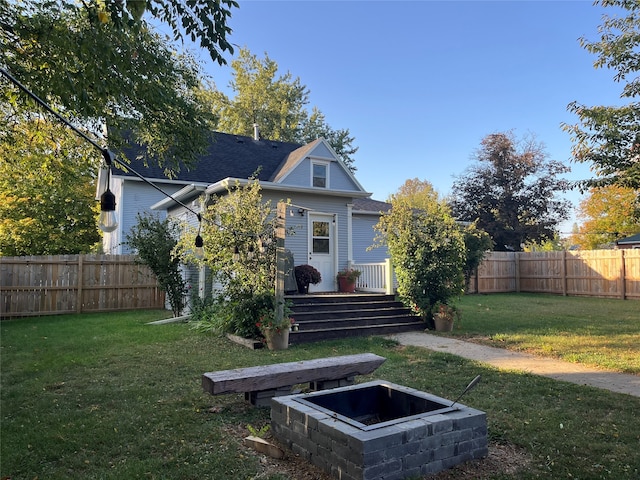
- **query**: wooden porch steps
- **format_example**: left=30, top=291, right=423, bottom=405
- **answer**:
left=286, top=293, right=424, bottom=344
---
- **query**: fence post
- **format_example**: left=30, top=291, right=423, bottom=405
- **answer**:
left=384, top=258, right=394, bottom=295
left=515, top=252, right=520, bottom=293
left=76, top=255, right=83, bottom=313
left=620, top=250, right=626, bottom=300
left=562, top=250, right=568, bottom=296
left=474, top=267, right=480, bottom=294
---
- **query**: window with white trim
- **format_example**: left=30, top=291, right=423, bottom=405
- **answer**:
left=312, top=162, right=328, bottom=188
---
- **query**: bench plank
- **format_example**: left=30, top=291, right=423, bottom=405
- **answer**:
left=202, top=353, right=385, bottom=396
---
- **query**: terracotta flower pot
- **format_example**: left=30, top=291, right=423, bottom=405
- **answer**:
left=338, top=276, right=356, bottom=293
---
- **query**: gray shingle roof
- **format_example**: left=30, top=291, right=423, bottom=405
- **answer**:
left=352, top=197, right=391, bottom=213
left=114, top=132, right=303, bottom=183
left=616, top=233, right=640, bottom=244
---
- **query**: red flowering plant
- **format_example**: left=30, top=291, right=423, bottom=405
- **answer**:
left=431, top=301, right=461, bottom=324
left=255, top=300, right=296, bottom=335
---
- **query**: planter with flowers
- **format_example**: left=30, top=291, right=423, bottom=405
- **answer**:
left=294, top=264, right=322, bottom=294
left=256, top=312, right=296, bottom=350
left=336, top=267, right=361, bottom=293
left=432, top=301, right=461, bottom=332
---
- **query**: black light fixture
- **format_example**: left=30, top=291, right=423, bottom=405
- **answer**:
left=98, top=188, right=118, bottom=232
left=192, top=213, right=204, bottom=258
left=194, top=233, right=204, bottom=258
left=98, top=149, right=118, bottom=233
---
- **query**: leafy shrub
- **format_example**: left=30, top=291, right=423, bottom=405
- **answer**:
left=227, top=292, right=275, bottom=338
left=374, top=197, right=465, bottom=326
left=189, top=295, right=225, bottom=334
left=126, top=213, right=186, bottom=316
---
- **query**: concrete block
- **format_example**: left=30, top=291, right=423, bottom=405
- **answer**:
left=403, top=449, right=433, bottom=470
left=362, top=458, right=402, bottom=480
left=433, top=443, right=455, bottom=461
left=420, top=459, right=444, bottom=475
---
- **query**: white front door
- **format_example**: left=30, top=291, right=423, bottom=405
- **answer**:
left=308, top=213, right=336, bottom=292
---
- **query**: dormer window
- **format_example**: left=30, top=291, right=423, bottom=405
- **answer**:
left=312, top=162, right=328, bottom=188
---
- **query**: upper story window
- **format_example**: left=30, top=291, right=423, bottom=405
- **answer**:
left=312, top=162, right=328, bottom=188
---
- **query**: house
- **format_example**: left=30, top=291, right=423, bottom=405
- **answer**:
left=615, top=233, right=640, bottom=249
left=106, top=131, right=391, bottom=293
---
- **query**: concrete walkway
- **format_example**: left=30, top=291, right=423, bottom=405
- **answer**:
left=388, top=331, right=640, bottom=398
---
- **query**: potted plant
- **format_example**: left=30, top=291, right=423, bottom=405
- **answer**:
left=256, top=311, right=296, bottom=350
left=336, top=267, right=361, bottom=293
left=294, top=264, right=322, bottom=294
left=432, top=301, right=460, bottom=332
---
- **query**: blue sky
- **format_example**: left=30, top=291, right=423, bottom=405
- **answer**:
left=191, top=1, right=626, bottom=234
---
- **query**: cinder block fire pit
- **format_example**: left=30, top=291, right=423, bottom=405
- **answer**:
left=271, top=380, right=487, bottom=480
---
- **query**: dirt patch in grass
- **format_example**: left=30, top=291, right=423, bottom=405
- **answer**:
left=425, top=442, right=532, bottom=479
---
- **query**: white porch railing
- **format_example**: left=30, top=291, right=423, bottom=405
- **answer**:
left=350, top=259, right=395, bottom=294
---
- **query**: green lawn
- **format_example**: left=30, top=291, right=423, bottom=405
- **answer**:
left=1, top=300, right=639, bottom=479
left=450, top=293, right=640, bottom=374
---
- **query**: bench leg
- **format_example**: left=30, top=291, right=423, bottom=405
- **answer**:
left=309, top=376, right=355, bottom=391
left=245, top=386, right=293, bottom=407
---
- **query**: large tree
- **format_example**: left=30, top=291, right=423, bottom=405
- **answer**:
left=0, top=119, right=101, bottom=255
left=562, top=0, right=640, bottom=200
left=450, top=132, right=571, bottom=252
left=1, top=0, right=236, bottom=172
left=569, top=185, right=640, bottom=250
left=388, top=178, right=442, bottom=212
left=206, top=49, right=358, bottom=171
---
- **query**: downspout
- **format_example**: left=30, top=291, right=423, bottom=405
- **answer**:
left=333, top=213, right=339, bottom=290
left=347, top=203, right=353, bottom=266
left=197, top=192, right=211, bottom=300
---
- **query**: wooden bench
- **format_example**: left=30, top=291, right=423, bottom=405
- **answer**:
left=202, top=353, right=386, bottom=407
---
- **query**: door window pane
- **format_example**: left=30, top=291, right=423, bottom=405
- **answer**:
left=313, top=239, right=330, bottom=254
left=312, top=221, right=330, bottom=254
left=313, top=221, right=329, bottom=237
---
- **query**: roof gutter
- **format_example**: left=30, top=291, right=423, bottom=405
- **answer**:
left=205, top=178, right=372, bottom=199
left=150, top=184, right=208, bottom=210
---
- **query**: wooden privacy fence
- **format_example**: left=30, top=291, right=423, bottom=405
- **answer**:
left=1, top=255, right=165, bottom=318
left=468, top=250, right=640, bottom=300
